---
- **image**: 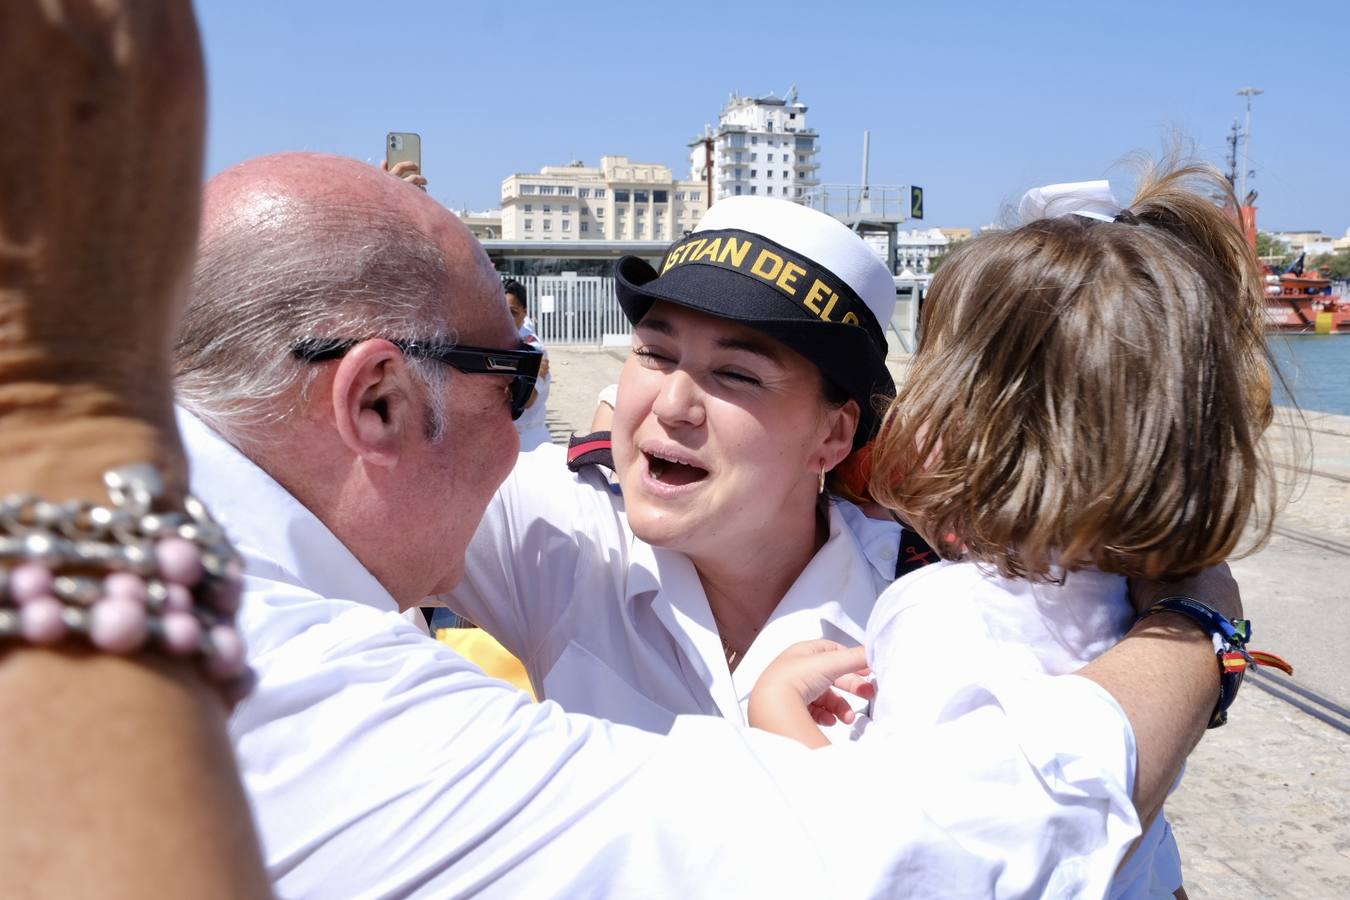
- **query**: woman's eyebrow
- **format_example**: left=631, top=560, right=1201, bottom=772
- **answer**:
left=715, top=336, right=783, bottom=365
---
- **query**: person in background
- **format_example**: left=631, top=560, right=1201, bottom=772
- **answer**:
left=0, top=2, right=269, bottom=894
left=504, top=279, right=553, bottom=450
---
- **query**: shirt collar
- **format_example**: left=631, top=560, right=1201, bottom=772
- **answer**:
left=177, top=407, right=399, bottom=614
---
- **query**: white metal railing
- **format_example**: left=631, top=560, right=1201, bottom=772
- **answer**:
left=507, top=273, right=923, bottom=352
left=507, top=274, right=631, bottom=346
left=804, top=184, right=910, bottom=220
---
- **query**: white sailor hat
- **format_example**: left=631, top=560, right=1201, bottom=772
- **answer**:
left=615, top=196, right=896, bottom=445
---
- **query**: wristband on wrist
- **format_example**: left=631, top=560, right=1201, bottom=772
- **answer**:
left=1142, top=595, right=1292, bottom=728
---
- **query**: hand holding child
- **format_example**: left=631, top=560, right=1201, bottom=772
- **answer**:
left=748, top=640, right=875, bottom=749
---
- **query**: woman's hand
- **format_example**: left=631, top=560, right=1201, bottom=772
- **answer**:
left=748, top=640, right=873, bottom=748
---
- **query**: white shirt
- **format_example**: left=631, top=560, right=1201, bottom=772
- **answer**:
left=181, top=408, right=1142, bottom=898
left=867, top=561, right=1183, bottom=899
left=446, top=444, right=901, bottom=740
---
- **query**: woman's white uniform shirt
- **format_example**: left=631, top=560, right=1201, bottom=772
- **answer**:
left=446, top=443, right=902, bottom=739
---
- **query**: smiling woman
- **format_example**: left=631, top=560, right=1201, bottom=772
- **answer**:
left=443, top=196, right=909, bottom=738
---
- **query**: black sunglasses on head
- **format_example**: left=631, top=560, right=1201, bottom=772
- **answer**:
left=291, top=337, right=542, bottom=421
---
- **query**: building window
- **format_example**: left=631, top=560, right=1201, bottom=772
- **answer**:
left=690, top=191, right=700, bottom=201
left=636, top=224, right=645, bottom=238
left=789, top=112, right=797, bottom=120
left=735, top=151, right=743, bottom=162
left=767, top=153, right=774, bottom=162
left=579, top=188, right=590, bottom=199
left=749, top=186, right=757, bottom=194
left=634, top=190, right=649, bottom=203
left=750, top=152, right=757, bottom=162
left=767, top=170, right=773, bottom=178
left=653, top=190, right=668, bottom=203
left=581, top=222, right=589, bottom=233
left=559, top=186, right=574, bottom=195
left=734, top=185, right=743, bottom=195
left=675, top=191, right=686, bottom=201
left=735, top=168, right=742, bottom=179
left=751, top=136, right=758, bottom=145
left=614, top=189, right=630, bottom=202
left=750, top=170, right=757, bottom=178
left=542, top=221, right=551, bottom=231
left=543, top=204, right=551, bottom=213
left=595, top=189, right=606, bottom=199
left=523, top=204, right=532, bottom=213
left=561, top=221, right=571, bottom=232
left=520, top=185, right=535, bottom=195
left=539, top=186, right=555, bottom=195
left=782, top=171, right=789, bottom=179
left=562, top=205, right=570, bottom=214
left=767, top=186, right=774, bottom=195
left=524, top=220, right=533, bottom=231
left=728, top=134, right=745, bottom=148
left=596, top=208, right=604, bottom=217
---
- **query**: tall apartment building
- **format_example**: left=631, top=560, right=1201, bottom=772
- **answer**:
left=689, top=89, right=820, bottom=203
left=500, top=156, right=708, bottom=241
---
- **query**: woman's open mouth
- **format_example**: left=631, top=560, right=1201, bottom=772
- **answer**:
left=643, top=448, right=709, bottom=487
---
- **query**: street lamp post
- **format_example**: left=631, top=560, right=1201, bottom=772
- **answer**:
left=1237, top=86, right=1263, bottom=203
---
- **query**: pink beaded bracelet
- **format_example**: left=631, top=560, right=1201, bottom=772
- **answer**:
left=0, top=464, right=252, bottom=704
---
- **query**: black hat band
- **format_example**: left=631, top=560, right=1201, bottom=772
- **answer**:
left=658, top=229, right=886, bottom=352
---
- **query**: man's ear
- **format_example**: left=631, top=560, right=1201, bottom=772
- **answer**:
left=820, top=398, right=861, bottom=472
left=329, top=340, right=416, bottom=467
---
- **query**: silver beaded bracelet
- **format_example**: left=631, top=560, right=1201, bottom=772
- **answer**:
left=0, top=463, right=252, bottom=703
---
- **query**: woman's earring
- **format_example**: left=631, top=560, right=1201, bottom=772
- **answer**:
left=818, top=463, right=827, bottom=495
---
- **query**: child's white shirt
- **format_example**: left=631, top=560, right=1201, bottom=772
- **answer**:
left=865, top=560, right=1183, bottom=899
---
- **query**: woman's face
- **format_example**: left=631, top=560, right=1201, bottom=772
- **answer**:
left=612, top=301, right=857, bottom=561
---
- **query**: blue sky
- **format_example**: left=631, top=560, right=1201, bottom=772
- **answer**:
left=196, top=0, right=1349, bottom=236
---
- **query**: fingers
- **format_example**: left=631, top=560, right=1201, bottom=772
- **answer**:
left=809, top=690, right=857, bottom=726
left=781, top=639, right=851, bottom=659
left=832, top=672, right=877, bottom=700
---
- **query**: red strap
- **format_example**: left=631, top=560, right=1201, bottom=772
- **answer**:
left=567, top=439, right=611, bottom=464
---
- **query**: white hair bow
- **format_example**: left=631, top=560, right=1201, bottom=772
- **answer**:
left=1017, top=180, right=1122, bottom=224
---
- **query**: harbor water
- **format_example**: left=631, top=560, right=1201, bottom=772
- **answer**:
left=1269, top=334, right=1350, bottom=415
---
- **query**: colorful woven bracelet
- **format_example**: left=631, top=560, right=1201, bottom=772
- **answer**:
left=1144, top=595, right=1292, bottom=728
left=0, top=463, right=252, bottom=705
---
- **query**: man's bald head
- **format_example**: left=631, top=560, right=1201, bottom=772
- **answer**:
left=175, top=152, right=505, bottom=443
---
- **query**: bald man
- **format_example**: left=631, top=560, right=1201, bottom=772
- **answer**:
left=173, top=152, right=1235, bottom=898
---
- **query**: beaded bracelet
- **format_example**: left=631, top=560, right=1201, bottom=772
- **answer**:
left=0, top=463, right=252, bottom=705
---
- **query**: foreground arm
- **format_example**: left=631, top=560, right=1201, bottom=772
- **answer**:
left=1078, top=564, right=1242, bottom=826
left=0, top=4, right=267, bottom=896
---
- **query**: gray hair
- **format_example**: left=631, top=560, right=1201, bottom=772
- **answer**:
left=174, top=201, right=457, bottom=446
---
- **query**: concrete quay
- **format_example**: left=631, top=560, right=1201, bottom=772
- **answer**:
left=540, top=345, right=1350, bottom=898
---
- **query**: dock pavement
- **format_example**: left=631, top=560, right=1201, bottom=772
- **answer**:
left=539, top=345, right=1350, bottom=899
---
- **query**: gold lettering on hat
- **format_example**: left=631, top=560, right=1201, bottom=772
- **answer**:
left=692, top=238, right=723, bottom=263
left=803, top=279, right=832, bottom=317
left=842, top=311, right=860, bottom=326
left=750, top=248, right=784, bottom=281
left=776, top=262, right=806, bottom=297
left=718, top=237, right=752, bottom=268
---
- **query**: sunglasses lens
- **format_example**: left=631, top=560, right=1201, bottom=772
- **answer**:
left=510, top=377, right=530, bottom=421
